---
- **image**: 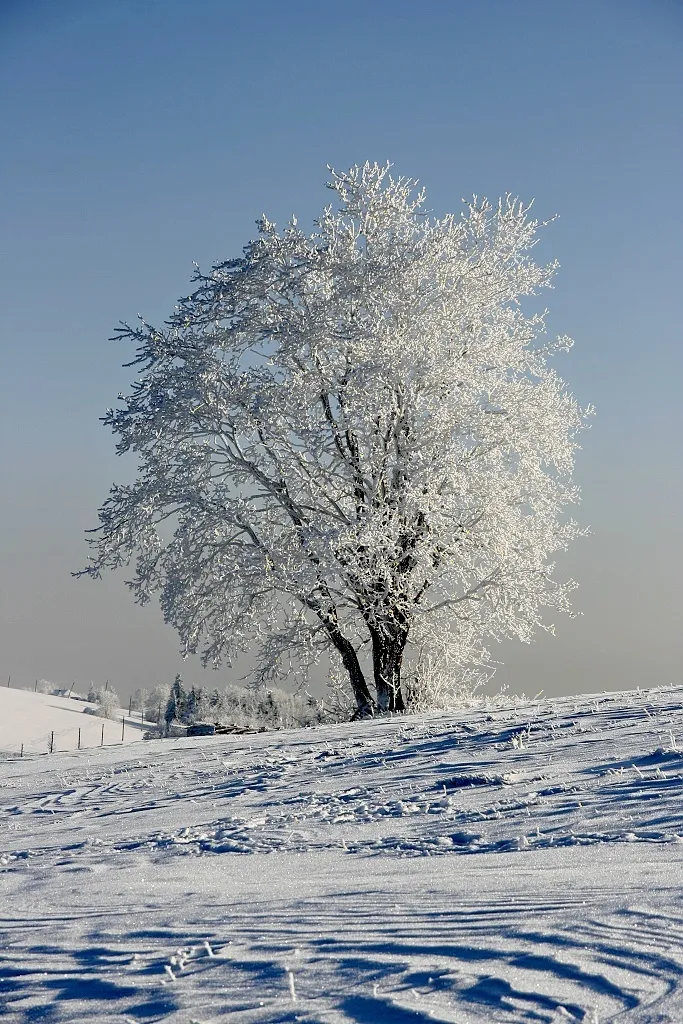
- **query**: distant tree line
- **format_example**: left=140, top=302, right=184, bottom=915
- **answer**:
left=129, top=676, right=329, bottom=735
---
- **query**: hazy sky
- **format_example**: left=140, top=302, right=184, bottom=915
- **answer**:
left=1, top=0, right=681, bottom=701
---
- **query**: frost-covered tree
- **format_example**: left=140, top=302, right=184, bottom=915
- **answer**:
left=81, top=163, right=590, bottom=714
left=131, top=687, right=149, bottom=713
left=144, top=684, right=170, bottom=723
left=185, top=685, right=209, bottom=724
left=89, top=685, right=119, bottom=720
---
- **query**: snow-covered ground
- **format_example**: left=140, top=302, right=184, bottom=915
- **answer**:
left=0, top=687, right=147, bottom=756
left=1, top=685, right=683, bottom=1022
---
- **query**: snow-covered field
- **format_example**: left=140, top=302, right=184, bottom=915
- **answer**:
left=2, top=686, right=683, bottom=1022
left=0, top=688, right=146, bottom=757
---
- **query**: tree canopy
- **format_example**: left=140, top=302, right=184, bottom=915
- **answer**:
left=82, top=163, right=590, bottom=714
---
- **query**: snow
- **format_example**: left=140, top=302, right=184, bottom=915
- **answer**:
left=0, top=687, right=147, bottom=756
left=2, top=685, right=683, bottom=1021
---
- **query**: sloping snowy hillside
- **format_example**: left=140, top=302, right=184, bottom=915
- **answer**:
left=1, top=686, right=683, bottom=1022
left=0, top=687, right=146, bottom=756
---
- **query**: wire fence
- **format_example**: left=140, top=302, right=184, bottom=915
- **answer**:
left=0, top=716, right=150, bottom=759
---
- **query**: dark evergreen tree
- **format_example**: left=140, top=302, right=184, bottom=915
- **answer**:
left=164, top=674, right=187, bottom=731
left=186, top=686, right=198, bottom=723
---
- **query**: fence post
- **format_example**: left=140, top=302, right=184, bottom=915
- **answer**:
left=78, top=728, right=81, bottom=750
left=6, top=675, right=10, bottom=688
left=121, top=717, right=125, bottom=742
left=50, top=730, right=54, bottom=754
left=20, top=743, right=23, bottom=758
left=34, top=679, right=37, bottom=691
left=101, top=723, right=104, bottom=747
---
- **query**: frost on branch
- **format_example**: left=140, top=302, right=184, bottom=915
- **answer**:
left=80, top=162, right=591, bottom=715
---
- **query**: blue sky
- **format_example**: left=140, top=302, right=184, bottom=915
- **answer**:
left=1, top=0, right=681, bottom=698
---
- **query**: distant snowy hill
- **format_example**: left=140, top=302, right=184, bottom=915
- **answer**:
left=0, top=686, right=147, bottom=755
left=1, top=685, right=683, bottom=1021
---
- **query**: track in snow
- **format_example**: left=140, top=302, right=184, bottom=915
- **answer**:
left=2, top=685, right=683, bottom=1022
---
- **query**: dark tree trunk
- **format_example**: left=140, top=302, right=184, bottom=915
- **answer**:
left=328, top=625, right=375, bottom=716
left=306, top=596, right=375, bottom=716
left=370, top=621, right=409, bottom=712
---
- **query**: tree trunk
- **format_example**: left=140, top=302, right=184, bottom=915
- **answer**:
left=306, top=596, right=375, bottom=716
left=328, top=626, right=375, bottom=716
left=370, top=623, right=408, bottom=712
